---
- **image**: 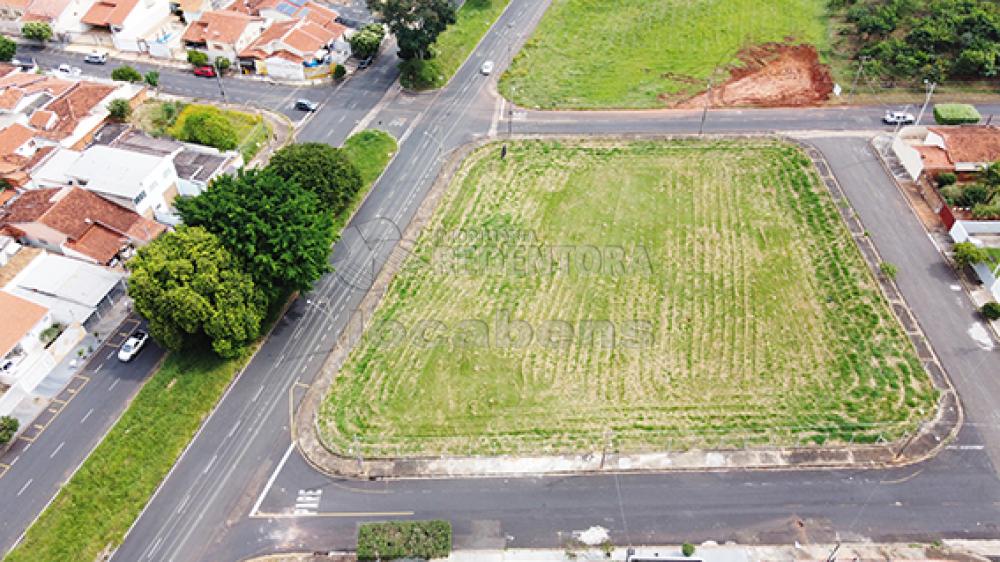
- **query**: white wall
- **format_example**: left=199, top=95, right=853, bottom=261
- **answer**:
left=892, top=134, right=924, bottom=181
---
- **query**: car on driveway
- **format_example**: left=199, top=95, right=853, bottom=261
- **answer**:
left=480, top=60, right=494, bottom=75
left=883, top=110, right=916, bottom=125
left=193, top=65, right=217, bottom=78
left=56, top=63, right=81, bottom=76
left=84, top=52, right=107, bottom=64
left=295, top=99, right=319, bottom=112
left=117, top=331, right=149, bottom=362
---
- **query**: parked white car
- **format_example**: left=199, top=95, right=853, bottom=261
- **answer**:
left=56, top=63, right=82, bottom=77
left=117, top=331, right=149, bottom=362
left=883, top=110, right=916, bottom=125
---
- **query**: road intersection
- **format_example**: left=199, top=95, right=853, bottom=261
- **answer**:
left=6, top=0, right=1000, bottom=559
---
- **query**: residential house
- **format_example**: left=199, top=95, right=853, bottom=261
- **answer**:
left=0, top=73, right=76, bottom=119
left=0, top=0, right=28, bottom=21
left=0, top=291, right=52, bottom=417
left=81, top=0, right=171, bottom=52
left=0, top=122, right=55, bottom=187
left=182, top=9, right=266, bottom=64
left=22, top=0, right=98, bottom=36
left=0, top=185, right=165, bottom=265
left=893, top=125, right=1000, bottom=181
left=239, top=16, right=347, bottom=80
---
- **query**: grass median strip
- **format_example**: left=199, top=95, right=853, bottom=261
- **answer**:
left=5, top=129, right=398, bottom=562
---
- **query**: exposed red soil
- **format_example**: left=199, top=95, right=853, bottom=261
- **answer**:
left=674, top=43, right=834, bottom=109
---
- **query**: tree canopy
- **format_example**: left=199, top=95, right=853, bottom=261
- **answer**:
left=111, top=65, right=142, bottom=83
left=368, top=0, right=456, bottom=60
left=0, top=36, right=15, bottom=62
left=21, top=21, right=52, bottom=42
left=177, top=106, right=238, bottom=150
left=128, top=226, right=266, bottom=358
left=176, top=168, right=337, bottom=296
left=107, top=99, right=132, bottom=121
left=266, top=142, right=363, bottom=216
left=350, top=27, right=384, bottom=60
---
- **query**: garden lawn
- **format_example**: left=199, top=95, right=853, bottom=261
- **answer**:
left=167, top=103, right=271, bottom=161
left=319, top=139, right=937, bottom=457
left=500, top=0, right=828, bottom=109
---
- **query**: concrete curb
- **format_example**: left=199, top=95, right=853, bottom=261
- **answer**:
left=296, top=133, right=958, bottom=479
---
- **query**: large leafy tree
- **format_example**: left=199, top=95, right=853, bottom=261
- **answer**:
left=128, top=226, right=266, bottom=358
left=350, top=27, right=383, bottom=60
left=21, top=21, right=52, bottom=42
left=177, top=106, right=238, bottom=150
left=368, top=0, right=456, bottom=60
left=0, top=36, right=15, bottom=62
left=266, top=143, right=363, bottom=216
left=176, top=168, right=337, bottom=297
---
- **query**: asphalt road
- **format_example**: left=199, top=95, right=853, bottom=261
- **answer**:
left=19, top=0, right=1000, bottom=559
left=0, top=316, right=163, bottom=557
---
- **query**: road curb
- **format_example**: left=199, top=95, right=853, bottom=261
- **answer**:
left=295, top=133, right=958, bottom=480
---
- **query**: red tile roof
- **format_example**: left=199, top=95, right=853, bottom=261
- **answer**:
left=930, top=126, right=1000, bottom=165
left=240, top=17, right=342, bottom=62
left=0, top=74, right=74, bottom=111
left=37, top=81, right=117, bottom=141
left=0, top=123, right=35, bottom=156
left=81, top=0, right=138, bottom=26
left=0, top=292, right=48, bottom=358
left=183, top=10, right=260, bottom=45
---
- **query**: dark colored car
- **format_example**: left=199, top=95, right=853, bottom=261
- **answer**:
left=193, top=65, right=217, bottom=77
left=295, top=99, right=319, bottom=112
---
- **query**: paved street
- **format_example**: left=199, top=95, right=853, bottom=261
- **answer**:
left=0, top=316, right=163, bottom=557
left=7, top=0, right=1000, bottom=559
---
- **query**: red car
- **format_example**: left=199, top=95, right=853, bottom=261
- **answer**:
left=193, top=65, right=216, bottom=77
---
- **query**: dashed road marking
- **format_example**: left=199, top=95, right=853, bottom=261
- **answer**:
left=80, top=408, right=94, bottom=423
left=49, top=441, right=65, bottom=458
left=16, top=478, right=32, bottom=496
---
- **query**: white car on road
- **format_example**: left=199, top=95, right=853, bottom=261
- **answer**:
left=883, top=110, right=916, bottom=125
left=118, top=331, right=149, bottom=362
left=480, top=60, right=494, bottom=75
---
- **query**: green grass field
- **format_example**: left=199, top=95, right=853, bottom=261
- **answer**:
left=166, top=103, right=271, bottom=161
left=499, top=0, right=829, bottom=109
left=342, top=129, right=398, bottom=187
left=318, top=139, right=936, bottom=457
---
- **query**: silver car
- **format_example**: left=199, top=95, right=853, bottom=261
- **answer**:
left=117, top=331, right=149, bottom=362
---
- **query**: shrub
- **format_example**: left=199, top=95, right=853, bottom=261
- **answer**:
left=111, top=65, right=142, bottom=82
left=952, top=184, right=992, bottom=207
left=682, top=543, right=696, bottom=557
left=21, top=21, right=52, bottom=42
left=187, top=50, right=208, bottom=67
left=982, top=302, right=1000, bottom=320
left=144, top=70, right=159, bottom=87
left=350, top=28, right=383, bottom=60
left=933, top=104, right=981, bottom=125
left=333, top=63, right=346, bottom=80
left=953, top=241, right=990, bottom=268
left=0, top=35, right=15, bottom=62
left=937, top=172, right=956, bottom=187
left=972, top=203, right=1000, bottom=220
left=356, top=520, right=452, bottom=560
left=214, top=56, right=230, bottom=71
left=400, top=58, right=444, bottom=90
left=0, top=415, right=18, bottom=446
left=879, top=261, right=898, bottom=280
left=176, top=107, right=238, bottom=150
left=107, top=98, right=132, bottom=121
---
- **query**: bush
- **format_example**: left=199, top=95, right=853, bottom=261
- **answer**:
left=356, top=520, right=452, bottom=560
left=982, top=302, right=1000, bottom=320
left=939, top=184, right=962, bottom=206
left=350, top=28, right=383, bottom=60
left=951, top=184, right=992, bottom=207
left=214, top=56, right=230, bottom=71
left=187, top=50, right=208, bottom=67
left=682, top=542, right=696, bottom=557
left=972, top=203, right=1000, bottom=220
left=176, top=106, right=238, bottom=150
left=21, top=21, right=52, bottom=42
left=107, top=98, right=132, bottom=121
left=937, top=172, right=956, bottom=187
left=0, top=35, right=15, bottom=62
left=0, top=415, right=18, bottom=446
left=879, top=261, right=898, bottom=280
left=953, top=241, right=990, bottom=268
left=111, top=65, right=142, bottom=82
left=333, top=63, right=346, bottom=80
left=400, top=58, right=444, bottom=90
left=934, top=104, right=981, bottom=125
left=144, top=71, right=159, bottom=87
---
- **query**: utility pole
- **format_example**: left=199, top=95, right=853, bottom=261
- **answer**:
left=849, top=55, right=869, bottom=99
left=213, top=62, right=227, bottom=102
left=698, top=79, right=711, bottom=136
left=915, top=79, right=936, bottom=126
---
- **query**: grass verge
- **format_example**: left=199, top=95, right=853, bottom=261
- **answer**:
left=319, top=138, right=937, bottom=457
left=5, top=131, right=397, bottom=561
left=400, top=0, right=510, bottom=90
left=499, top=0, right=828, bottom=109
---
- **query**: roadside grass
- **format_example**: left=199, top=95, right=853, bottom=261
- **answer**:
left=319, top=139, right=937, bottom=457
left=5, top=346, right=250, bottom=562
left=402, top=0, right=510, bottom=90
left=5, top=131, right=397, bottom=562
left=499, top=0, right=828, bottom=109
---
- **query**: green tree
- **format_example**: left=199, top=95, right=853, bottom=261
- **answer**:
left=177, top=107, right=238, bottom=150
left=982, top=301, right=1000, bottom=320
left=106, top=98, right=132, bottom=121
left=176, top=168, right=337, bottom=296
left=368, top=0, right=456, bottom=60
left=0, top=36, right=16, bottom=62
left=214, top=56, right=231, bottom=71
left=187, top=50, right=209, bottom=67
left=0, top=415, right=18, bottom=446
left=111, top=65, right=142, bottom=82
left=333, top=63, right=346, bottom=80
left=350, top=28, right=383, bottom=60
left=21, top=21, right=52, bottom=42
left=266, top=142, right=362, bottom=215
left=682, top=543, right=696, bottom=557
left=127, top=226, right=266, bottom=358
left=144, top=70, right=159, bottom=87
left=953, top=241, right=990, bottom=268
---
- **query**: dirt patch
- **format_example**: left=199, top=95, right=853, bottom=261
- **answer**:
left=675, top=43, right=833, bottom=108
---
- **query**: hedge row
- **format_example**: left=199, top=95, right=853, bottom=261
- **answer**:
left=933, top=104, right=981, bottom=125
left=357, top=520, right=452, bottom=560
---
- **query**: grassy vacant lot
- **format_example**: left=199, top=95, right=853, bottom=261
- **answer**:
left=134, top=101, right=271, bottom=161
left=500, top=0, right=828, bottom=109
left=319, top=139, right=936, bottom=457
left=5, top=131, right=398, bottom=562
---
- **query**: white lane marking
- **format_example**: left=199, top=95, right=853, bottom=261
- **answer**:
left=49, top=441, right=65, bottom=459
left=294, top=488, right=323, bottom=515
left=147, top=536, right=164, bottom=559
left=946, top=444, right=985, bottom=450
left=176, top=493, right=191, bottom=514
left=250, top=442, right=295, bottom=516
left=968, top=322, right=994, bottom=350
left=17, top=479, right=32, bottom=496
left=108, top=379, right=120, bottom=391
left=252, top=385, right=264, bottom=403
left=80, top=408, right=94, bottom=423
left=226, top=420, right=241, bottom=439
left=202, top=454, right=218, bottom=474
